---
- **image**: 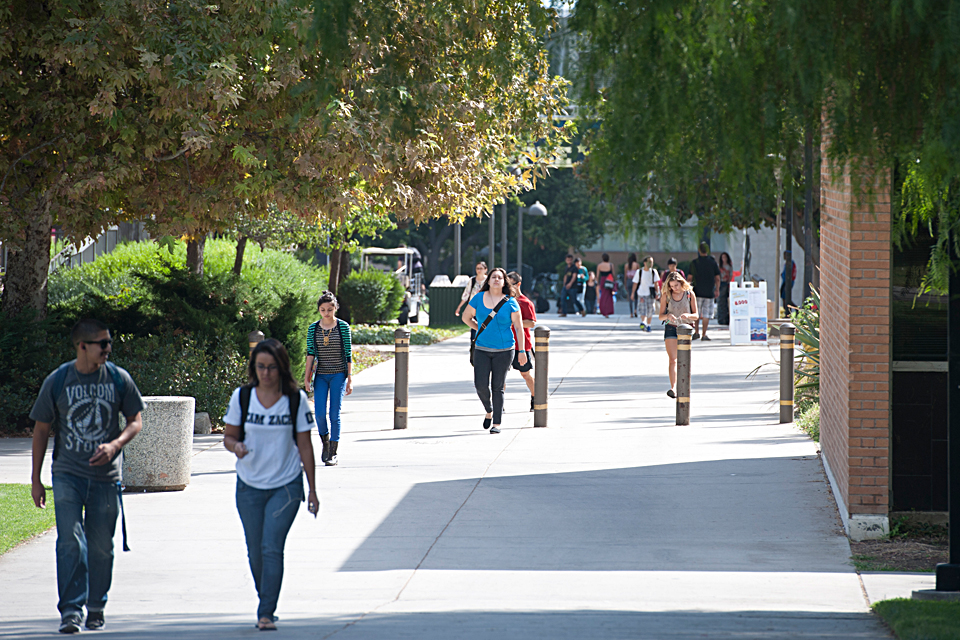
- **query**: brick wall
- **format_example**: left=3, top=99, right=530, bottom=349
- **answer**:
left=819, top=141, right=892, bottom=523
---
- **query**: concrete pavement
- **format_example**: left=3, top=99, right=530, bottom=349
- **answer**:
left=0, top=311, right=916, bottom=638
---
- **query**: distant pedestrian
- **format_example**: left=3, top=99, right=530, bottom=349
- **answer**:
left=717, top=252, right=733, bottom=325
left=559, top=254, right=583, bottom=316
left=223, top=339, right=319, bottom=631
left=462, top=267, right=527, bottom=434
left=30, top=319, right=145, bottom=634
left=624, top=253, right=640, bottom=317
left=780, top=250, right=797, bottom=313
left=455, top=261, right=487, bottom=319
left=631, top=256, right=659, bottom=332
left=658, top=257, right=685, bottom=291
left=507, top=271, right=537, bottom=412
left=690, top=242, right=721, bottom=340
left=658, top=272, right=699, bottom=398
left=584, top=272, right=598, bottom=314
left=596, top=253, right=616, bottom=317
left=305, top=291, right=353, bottom=466
left=575, top=257, right=590, bottom=316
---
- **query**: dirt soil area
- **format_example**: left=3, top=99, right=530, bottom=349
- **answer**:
left=851, top=537, right=948, bottom=572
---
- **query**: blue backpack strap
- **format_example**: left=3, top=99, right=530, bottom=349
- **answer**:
left=238, top=385, right=253, bottom=442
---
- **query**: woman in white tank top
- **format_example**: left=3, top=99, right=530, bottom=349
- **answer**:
left=658, top=271, right=699, bottom=398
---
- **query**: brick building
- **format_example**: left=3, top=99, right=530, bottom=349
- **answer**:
left=819, top=139, right=948, bottom=540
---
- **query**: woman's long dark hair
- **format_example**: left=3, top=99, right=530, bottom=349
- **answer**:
left=479, top=267, right=518, bottom=297
left=719, top=252, right=732, bottom=268
left=627, top=253, right=638, bottom=268
left=247, top=338, right=299, bottom=396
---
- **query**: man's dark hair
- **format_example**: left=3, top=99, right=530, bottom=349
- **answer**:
left=566, top=254, right=574, bottom=260
left=574, top=256, right=582, bottom=263
left=71, top=319, right=109, bottom=346
left=506, top=271, right=522, bottom=284
left=699, top=242, right=710, bottom=255
left=667, top=257, right=678, bottom=266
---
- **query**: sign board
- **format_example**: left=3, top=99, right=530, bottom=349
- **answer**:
left=729, top=281, right=768, bottom=345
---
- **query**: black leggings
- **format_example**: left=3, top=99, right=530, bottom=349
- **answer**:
left=473, top=349, right=514, bottom=424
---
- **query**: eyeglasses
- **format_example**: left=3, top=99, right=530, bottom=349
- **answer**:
left=82, top=339, right=113, bottom=349
left=255, top=364, right=278, bottom=372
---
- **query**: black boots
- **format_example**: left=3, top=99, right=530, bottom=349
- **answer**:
left=320, top=434, right=331, bottom=464
left=326, top=440, right=338, bottom=466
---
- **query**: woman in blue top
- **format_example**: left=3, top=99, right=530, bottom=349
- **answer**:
left=461, top=267, right=527, bottom=434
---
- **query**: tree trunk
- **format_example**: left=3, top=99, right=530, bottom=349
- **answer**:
left=328, top=248, right=342, bottom=293
left=336, top=248, right=352, bottom=322
left=803, top=123, right=815, bottom=301
left=186, top=234, right=206, bottom=275
left=233, top=236, right=247, bottom=276
left=1, top=197, right=53, bottom=319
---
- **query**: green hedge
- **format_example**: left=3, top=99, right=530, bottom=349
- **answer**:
left=0, top=238, right=329, bottom=434
left=351, top=324, right=469, bottom=345
left=337, top=270, right=404, bottom=324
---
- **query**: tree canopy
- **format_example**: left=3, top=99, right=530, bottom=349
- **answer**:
left=1, top=0, right=569, bottom=314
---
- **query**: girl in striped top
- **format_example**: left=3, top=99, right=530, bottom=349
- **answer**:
left=305, top=291, right=353, bottom=466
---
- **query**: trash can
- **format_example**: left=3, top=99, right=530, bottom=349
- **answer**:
left=429, top=275, right=466, bottom=327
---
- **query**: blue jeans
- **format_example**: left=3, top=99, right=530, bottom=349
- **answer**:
left=52, top=473, right=120, bottom=618
left=562, top=288, right=583, bottom=314
left=235, top=475, right=304, bottom=620
left=314, top=371, right=347, bottom=441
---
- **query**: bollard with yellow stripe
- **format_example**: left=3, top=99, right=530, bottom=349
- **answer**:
left=779, top=323, right=796, bottom=424
left=675, top=324, right=693, bottom=426
left=533, top=326, right=550, bottom=427
left=394, top=328, right=411, bottom=429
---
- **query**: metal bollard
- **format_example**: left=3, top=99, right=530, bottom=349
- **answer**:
left=533, top=326, right=550, bottom=427
left=248, top=330, right=265, bottom=356
left=394, top=328, right=410, bottom=429
left=779, top=323, right=796, bottom=423
left=676, top=324, right=693, bottom=426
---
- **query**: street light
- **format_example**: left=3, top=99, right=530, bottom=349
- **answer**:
left=517, top=200, right=548, bottom=275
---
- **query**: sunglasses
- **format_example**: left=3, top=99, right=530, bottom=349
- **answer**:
left=82, top=339, right=113, bottom=349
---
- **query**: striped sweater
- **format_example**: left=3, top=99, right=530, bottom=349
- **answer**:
left=306, top=319, right=352, bottom=373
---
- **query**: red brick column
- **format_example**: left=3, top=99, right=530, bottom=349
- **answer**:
left=818, top=145, right=892, bottom=540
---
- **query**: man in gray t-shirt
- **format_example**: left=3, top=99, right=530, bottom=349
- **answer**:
left=30, top=319, right=144, bottom=634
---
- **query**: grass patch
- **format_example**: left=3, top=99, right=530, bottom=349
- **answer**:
left=353, top=346, right=393, bottom=374
left=0, top=484, right=56, bottom=556
left=795, top=400, right=819, bottom=442
left=352, top=324, right=469, bottom=345
left=873, top=598, right=960, bottom=640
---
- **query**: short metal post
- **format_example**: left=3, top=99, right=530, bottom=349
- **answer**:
left=247, top=330, right=265, bottom=356
left=534, top=326, right=550, bottom=427
left=394, top=328, right=410, bottom=429
left=676, top=324, right=693, bottom=426
left=779, top=323, right=796, bottom=423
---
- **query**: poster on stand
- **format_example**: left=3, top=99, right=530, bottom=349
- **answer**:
left=729, top=281, right=768, bottom=345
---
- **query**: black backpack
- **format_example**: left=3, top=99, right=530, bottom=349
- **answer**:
left=237, top=385, right=301, bottom=442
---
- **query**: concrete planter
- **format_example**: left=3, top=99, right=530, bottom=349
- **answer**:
left=123, top=396, right=195, bottom=492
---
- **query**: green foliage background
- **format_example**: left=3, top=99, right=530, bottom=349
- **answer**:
left=0, top=239, right=330, bottom=433
left=337, top=270, right=405, bottom=324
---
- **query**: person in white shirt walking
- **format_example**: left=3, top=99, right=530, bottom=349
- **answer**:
left=631, top=256, right=660, bottom=332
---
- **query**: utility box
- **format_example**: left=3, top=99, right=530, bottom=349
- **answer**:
left=428, top=275, right=465, bottom=327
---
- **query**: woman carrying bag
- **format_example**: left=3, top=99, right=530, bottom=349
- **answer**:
left=658, top=272, right=699, bottom=399
left=222, top=339, right=319, bottom=631
left=462, top=268, right=526, bottom=434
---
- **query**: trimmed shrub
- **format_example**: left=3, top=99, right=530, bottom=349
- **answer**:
left=338, top=270, right=405, bottom=324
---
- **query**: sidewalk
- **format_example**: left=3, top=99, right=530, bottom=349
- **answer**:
left=0, top=312, right=919, bottom=638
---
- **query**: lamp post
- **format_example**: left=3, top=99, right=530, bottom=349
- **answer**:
left=489, top=206, right=495, bottom=269
left=516, top=201, right=548, bottom=275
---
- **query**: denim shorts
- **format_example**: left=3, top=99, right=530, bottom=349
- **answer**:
left=664, top=324, right=678, bottom=340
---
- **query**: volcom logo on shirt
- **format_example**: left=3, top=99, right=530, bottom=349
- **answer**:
left=63, top=383, right=117, bottom=452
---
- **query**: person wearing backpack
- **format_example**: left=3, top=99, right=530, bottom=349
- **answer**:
left=223, top=338, right=319, bottom=631
left=304, top=291, right=353, bottom=466
left=29, top=319, right=146, bottom=634
left=461, top=268, right=526, bottom=434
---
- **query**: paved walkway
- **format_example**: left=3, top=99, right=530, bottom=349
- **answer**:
left=0, top=311, right=928, bottom=638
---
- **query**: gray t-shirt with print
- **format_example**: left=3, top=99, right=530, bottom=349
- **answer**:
left=30, top=360, right=145, bottom=483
